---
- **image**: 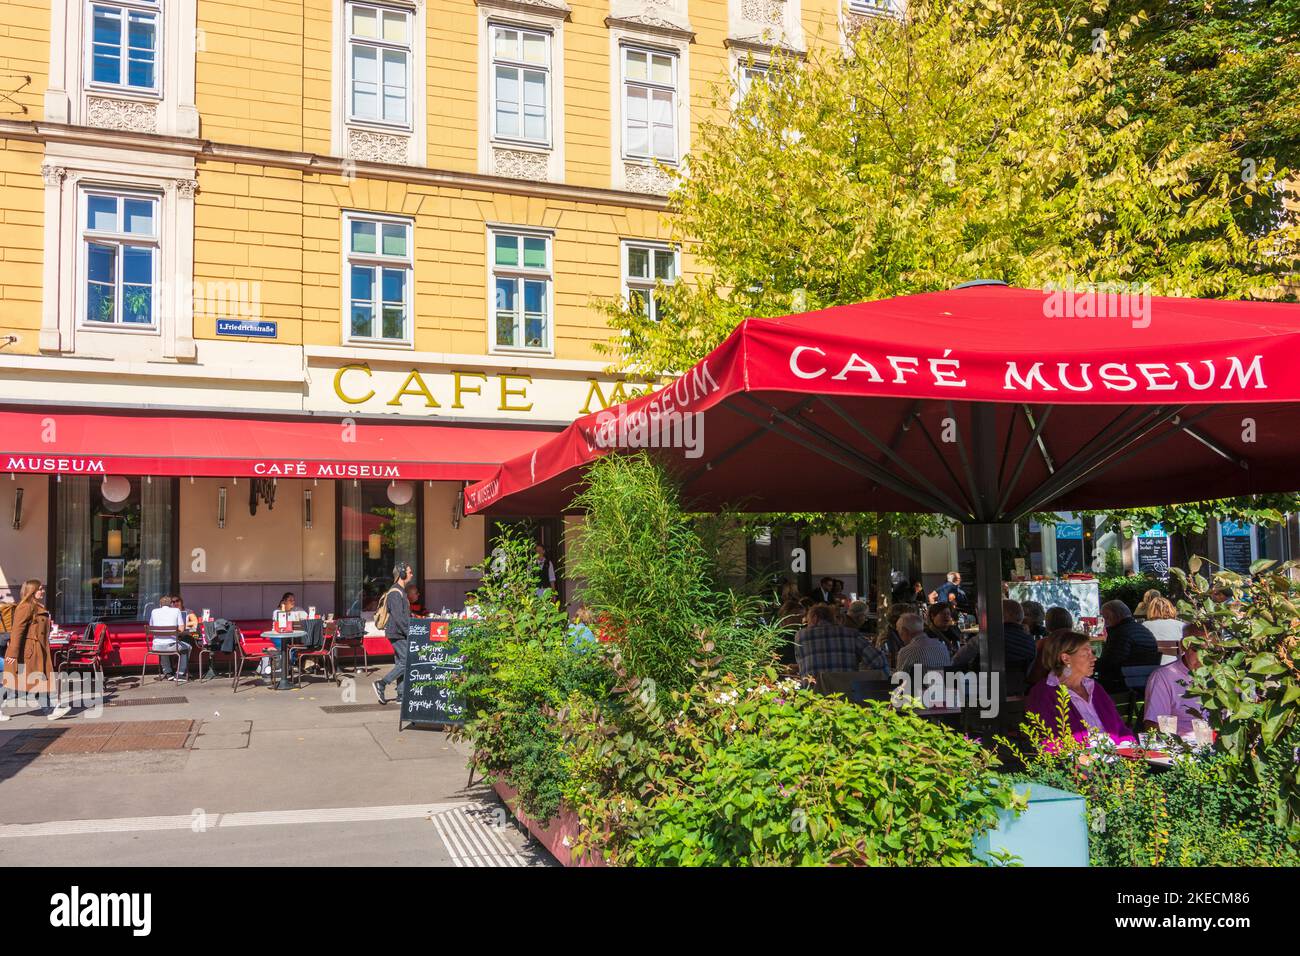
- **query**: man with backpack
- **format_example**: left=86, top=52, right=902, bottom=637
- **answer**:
left=374, top=563, right=414, bottom=705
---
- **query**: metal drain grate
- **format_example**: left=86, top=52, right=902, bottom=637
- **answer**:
left=105, top=696, right=189, bottom=707
left=319, top=703, right=390, bottom=714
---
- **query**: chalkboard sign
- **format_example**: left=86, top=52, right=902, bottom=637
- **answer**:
left=1055, top=539, right=1084, bottom=574
left=1135, top=535, right=1170, bottom=578
left=1221, top=532, right=1253, bottom=576
left=398, top=617, right=467, bottom=731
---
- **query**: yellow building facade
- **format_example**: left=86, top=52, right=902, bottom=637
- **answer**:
left=0, top=0, right=875, bottom=636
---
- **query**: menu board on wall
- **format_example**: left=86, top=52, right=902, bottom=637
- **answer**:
left=1055, top=518, right=1085, bottom=574
left=1220, top=521, right=1254, bottom=575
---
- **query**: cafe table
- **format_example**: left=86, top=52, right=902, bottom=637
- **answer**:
left=260, top=629, right=307, bottom=690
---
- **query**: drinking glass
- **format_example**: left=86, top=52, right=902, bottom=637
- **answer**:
left=1157, top=714, right=1178, bottom=736
left=1192, top=719, right=1213, bottom=748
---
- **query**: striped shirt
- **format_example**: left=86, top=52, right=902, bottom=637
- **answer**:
left=895, top=633, right=952, bottom=675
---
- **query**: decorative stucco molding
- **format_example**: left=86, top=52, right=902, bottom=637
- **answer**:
left=347, top=127, right=413, bottom=165
left=623, top=161, right=673, bottom=196
left=85, top=96, right=160, bottom=134
left=492, top=147, right=551, bottom=182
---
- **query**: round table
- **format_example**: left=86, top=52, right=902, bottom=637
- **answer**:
left=260, top=630, right=306, bottom=690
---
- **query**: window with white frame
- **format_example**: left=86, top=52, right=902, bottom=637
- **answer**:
left=847, top=0, right=898, bottom=14
left=491, top=230, right=551, bottom=351
left=88, top=0, right=160, bottom=93
left=82, top=190, right=159, bottom=327
left=737, top=61, right=769, bottom=102
left=622, top=46, right=678, bottom=163
left=491, top=24, right=550, bottom=145
left=345, top=214, right=413, bottom=344
left=622, top=242, right=677, bottom=323
left=346, top=2, right=411, bottom=127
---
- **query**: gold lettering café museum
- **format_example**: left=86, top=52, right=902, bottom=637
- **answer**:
left=0, top=0, right=905, bottom=661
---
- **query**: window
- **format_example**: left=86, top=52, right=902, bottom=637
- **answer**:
left=622, top=46, right=677, bottom=162
left=88, top=1, right=160, bottom=92
left=82, top=190, right=159, bottom=328
left=623, top=242, right=677, bottom=322
left=491, top=24, right=550, bottom=145
left=345, top=214, right=412, bottom=344
left=338, top=480, right=420, bottom=617
left=737, top=62, right=769, bottom=101
left=347, top=2, right=411, bottom=127
left=52, top=476, right=176, bottom=622
left=491, top=230, right=551, bottom=351
left=848, top=0, right=898, bottom=13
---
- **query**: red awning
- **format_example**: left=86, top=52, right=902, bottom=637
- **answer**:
left=465, top=286, right=1300, bottom=517
left=1, top=409, right=557, bottom=481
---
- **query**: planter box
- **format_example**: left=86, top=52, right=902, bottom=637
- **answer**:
left=492, top=780, right=605, bottom=867
left=973, top=782, right=1090, bottom=866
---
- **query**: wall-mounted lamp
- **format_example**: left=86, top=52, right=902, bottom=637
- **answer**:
left=12, top=486, right=23, bottom=530
left=304, top=489, right=313, bottom=529
left=218, top=486, right=228, bottom=529
left=107, top=527, right=123, bottom=557
left=368, top=532, right=382, bottom=560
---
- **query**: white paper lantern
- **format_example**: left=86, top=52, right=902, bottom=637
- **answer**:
left=101, top=475, right=131, bottom=503
left=386, top=480, right=414, bottom=506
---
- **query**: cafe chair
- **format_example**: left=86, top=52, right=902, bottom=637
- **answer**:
left=1122, top=664, right=1160, bottom=725
left=295, top=626, right=337, bottom=685
left=332, top=616, right=368, bottom=673
left=229, top=629, right=266, bottom=693
left=142, top=625, right=186, bottom=683
left=57, top=622, right=110, bottom=679
left=848, top=677, right=896, bottom=705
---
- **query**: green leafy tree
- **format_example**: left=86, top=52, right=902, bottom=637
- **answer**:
left=598, top=0, right=1296, bottom=570
left=1030, top=0, right=1300, bottom=236
left=603, top=0, right=1295, bottom=378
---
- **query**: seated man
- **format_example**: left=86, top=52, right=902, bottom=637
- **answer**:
left=895, top=612, right=951, bottom=678
left=1143, top=623, right=1210, bottom=736
left=147, top=594, right=191, bottom=682
left=1096, top=599, right=1161, bottom=694
left=1044, top=605, right=1074, bottom=633
left=1022, top=600, right=1047, bottom=639
left=950, top=600, right=1037, bottom=673
left=925, top=603, right=963, bottom=655
left=794, top=604, right=889, bottom=685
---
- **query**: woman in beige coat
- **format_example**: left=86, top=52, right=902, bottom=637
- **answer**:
left=1, top=580, right=70, bottom=720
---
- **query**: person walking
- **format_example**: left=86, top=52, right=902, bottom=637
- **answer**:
left=1, top=580, right=70, bottom=721
left=374, top=563, right=414, bottom=705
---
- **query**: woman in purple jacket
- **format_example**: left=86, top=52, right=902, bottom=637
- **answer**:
left=1024, top=630, right=1135, bottom=745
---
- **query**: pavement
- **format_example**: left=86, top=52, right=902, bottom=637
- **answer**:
left=0, top=663, right=552, bottom=867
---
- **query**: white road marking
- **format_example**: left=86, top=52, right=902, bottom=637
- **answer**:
left=0, top=803, right=466, bottom=839
left=429, top=804, right=534, bottom=867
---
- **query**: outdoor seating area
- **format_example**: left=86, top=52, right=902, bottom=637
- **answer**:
left=45, top=615, right=379, bottom=696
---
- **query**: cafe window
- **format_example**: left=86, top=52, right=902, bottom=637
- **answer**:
left=344, top=212, right=412, bottom=345
left=337, top=480, right=421, bottom=616
left=51, top=475, right=176, bottom=623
